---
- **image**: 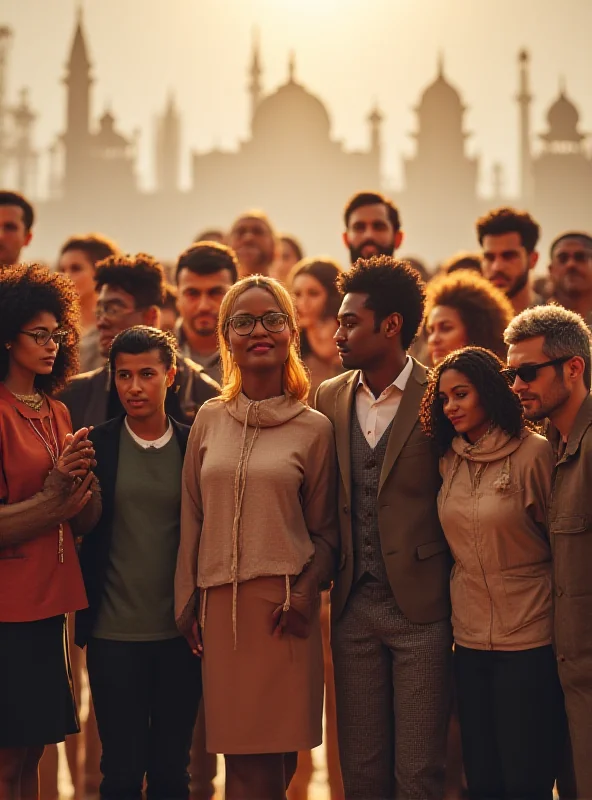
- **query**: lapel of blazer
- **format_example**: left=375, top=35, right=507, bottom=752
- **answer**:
left=334, top=371, right=359, bottom=505
left=378, top=359, right=427, bottom=495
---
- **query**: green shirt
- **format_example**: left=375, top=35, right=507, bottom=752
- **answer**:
left=94, top=425, right=183, bottom=641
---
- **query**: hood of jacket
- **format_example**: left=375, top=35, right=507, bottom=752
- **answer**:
left=450, top=426, right=524, bottom=463
left=225, top=392, right=306, bottom=428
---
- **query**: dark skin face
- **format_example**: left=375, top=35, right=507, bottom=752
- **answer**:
left=343, top=204, right=403, bottom=264
left=334, top=292, right=407, bottom=397
left=426, top=305, right=468, bottom=365
left=438, top=369, right=490, bottom=444
left=550, top=237, right=592, bottom=300
left=57, top=249, right=96, bottom=302
left=7, top=311, right=62, bottom=394
left=481, top=232, right=538, bottom=299
left=0, top=205, right=32, bottom=266
left=95, top=285, right=159, bottom=358
left=229, top=217, right=276, bottom=277
left=226, top=286, right=292, bottom=400
left=114, top=349, right=175, bottom=439
left=176, top=267, right=233, bottom=343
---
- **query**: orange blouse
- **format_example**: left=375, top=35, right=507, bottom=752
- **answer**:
left=0, top=384, right=88, bottom=622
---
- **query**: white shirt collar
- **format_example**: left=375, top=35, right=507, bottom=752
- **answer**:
left=357, top=355, right=414, bottom=398
left=124, top=417, right=174, bottom=450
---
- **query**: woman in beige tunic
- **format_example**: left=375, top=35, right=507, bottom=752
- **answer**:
left=175, top=276, right=338, bottom=800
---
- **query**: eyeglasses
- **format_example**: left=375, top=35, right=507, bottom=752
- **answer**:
left=19, top=329, right=69, bottom=347
left=95, top=301, right=137, bottom=321
left=501, top=356, right=573, bottom=384
left=227, top=312, right=289, bottom=336
left=555, top=251, right=592, bottom=265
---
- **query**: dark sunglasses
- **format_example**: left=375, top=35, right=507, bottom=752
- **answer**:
left=501, top=356, right=572, bottom=384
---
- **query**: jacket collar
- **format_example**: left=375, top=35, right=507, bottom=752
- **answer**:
left=558, top=392, right=592, bottom=462
left=334, top=358, right=427, bottom=501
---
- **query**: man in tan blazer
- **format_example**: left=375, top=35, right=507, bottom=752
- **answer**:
left=315, top=255, right=452, bottom=799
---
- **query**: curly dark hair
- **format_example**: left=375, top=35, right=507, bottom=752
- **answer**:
left=420, top=347, right=524, bottom=455
left=109, top=326, right=178, bottom=372
left=338, top=255, right=426, bottom=350
left=476, top=207, right=540, bottom=253
left=0, top=264, right=81, bottom=394
left=425, top=270, right=514, bottom=359
left=95, top=253, right=166, bottom=308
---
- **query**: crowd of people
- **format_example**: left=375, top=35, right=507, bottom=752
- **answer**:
left=0, top=185, right=591, bottom=800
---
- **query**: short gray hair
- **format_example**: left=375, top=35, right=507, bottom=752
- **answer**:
left=504, top=304, right=592, bottom=389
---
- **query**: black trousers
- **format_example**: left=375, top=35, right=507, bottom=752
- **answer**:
left=454, top=644, right=566, bottom=800
left=87, top=636, right=202, bottom=800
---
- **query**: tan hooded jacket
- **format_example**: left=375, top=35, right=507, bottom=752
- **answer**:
left=174, top=394, right=338, bottom=633
left=438, top=427, right=554, bottom=651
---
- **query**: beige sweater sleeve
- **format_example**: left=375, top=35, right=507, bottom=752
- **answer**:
left=175, top=417, right=204, bottom=630
left=301, top=419, right=339, bottom=587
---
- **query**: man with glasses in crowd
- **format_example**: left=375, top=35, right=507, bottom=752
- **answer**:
left=548, top=232, right=592, bottom=326
left=504, top=304, right=592, bottom=798
left=60, top=253, right=219, bottom=431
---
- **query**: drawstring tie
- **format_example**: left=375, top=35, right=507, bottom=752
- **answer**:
left=200, top=399, right=292, bottom=648
left=230, top=400, right=260, bottom=648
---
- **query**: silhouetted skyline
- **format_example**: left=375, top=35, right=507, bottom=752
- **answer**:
left=2, top=0, right=591, bottom=264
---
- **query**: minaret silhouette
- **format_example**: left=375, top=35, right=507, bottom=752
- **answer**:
left=248, top=29, right=263, bottom=127
left=13, top=87, right=37, bottom=195
left=62, top=6, right=92, bottom=195
left=517, top=50, right=534, bottom=202
left=156, top=91, right=180, bottom=193
left=368, top=101, right=383, bottom=159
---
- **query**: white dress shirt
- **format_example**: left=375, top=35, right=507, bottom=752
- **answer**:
left=124, top=417, right=174, bottom=450
left=355, top=356, right=414, bottom=448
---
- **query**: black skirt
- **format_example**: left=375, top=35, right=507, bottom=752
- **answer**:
left=0, top=614, right=80, bottom=748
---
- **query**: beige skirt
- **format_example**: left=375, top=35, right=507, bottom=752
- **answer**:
left=200, top=576, right=323, bottom=755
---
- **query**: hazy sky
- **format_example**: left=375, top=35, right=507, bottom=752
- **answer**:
left=3, top=0, right=591, bottom=197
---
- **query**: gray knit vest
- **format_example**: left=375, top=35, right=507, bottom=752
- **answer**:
left=351, top=406, right=394, bottom=585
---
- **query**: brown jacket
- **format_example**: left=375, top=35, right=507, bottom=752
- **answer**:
left=439, top=428, right=553, bottom=651
left=548, top=392, right=592, bottom=797
left=315, top=359, right=451, bottom=624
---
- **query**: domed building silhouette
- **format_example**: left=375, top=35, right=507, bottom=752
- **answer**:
left=191, top=44, right=381, bottom=256
left=533, top=80, right=592, bottom=236
left=401, top=56, right=479, bottom=264
left=4, top=10, right=592, bottom=266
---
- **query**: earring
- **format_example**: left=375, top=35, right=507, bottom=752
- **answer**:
left=5, top=343, right=11, bottom=350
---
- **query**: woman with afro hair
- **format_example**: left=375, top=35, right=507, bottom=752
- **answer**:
left=0, top=264, right=101, bottom=797
left=425, top=269, right=513, bottom=365
left=420, top=346, right=565, bottom=799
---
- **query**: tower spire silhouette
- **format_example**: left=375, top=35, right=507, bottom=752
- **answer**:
left=288, top=51, right=296, bottom=83
left=517, top=49, right=533, bottom=202
left=248, top=28, right=262, bottom=127
left=62, top=6, right=92, bottom=194
left=368, top=100, right=383, bottom=158
left=155, top=90, right=180, bottom=193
